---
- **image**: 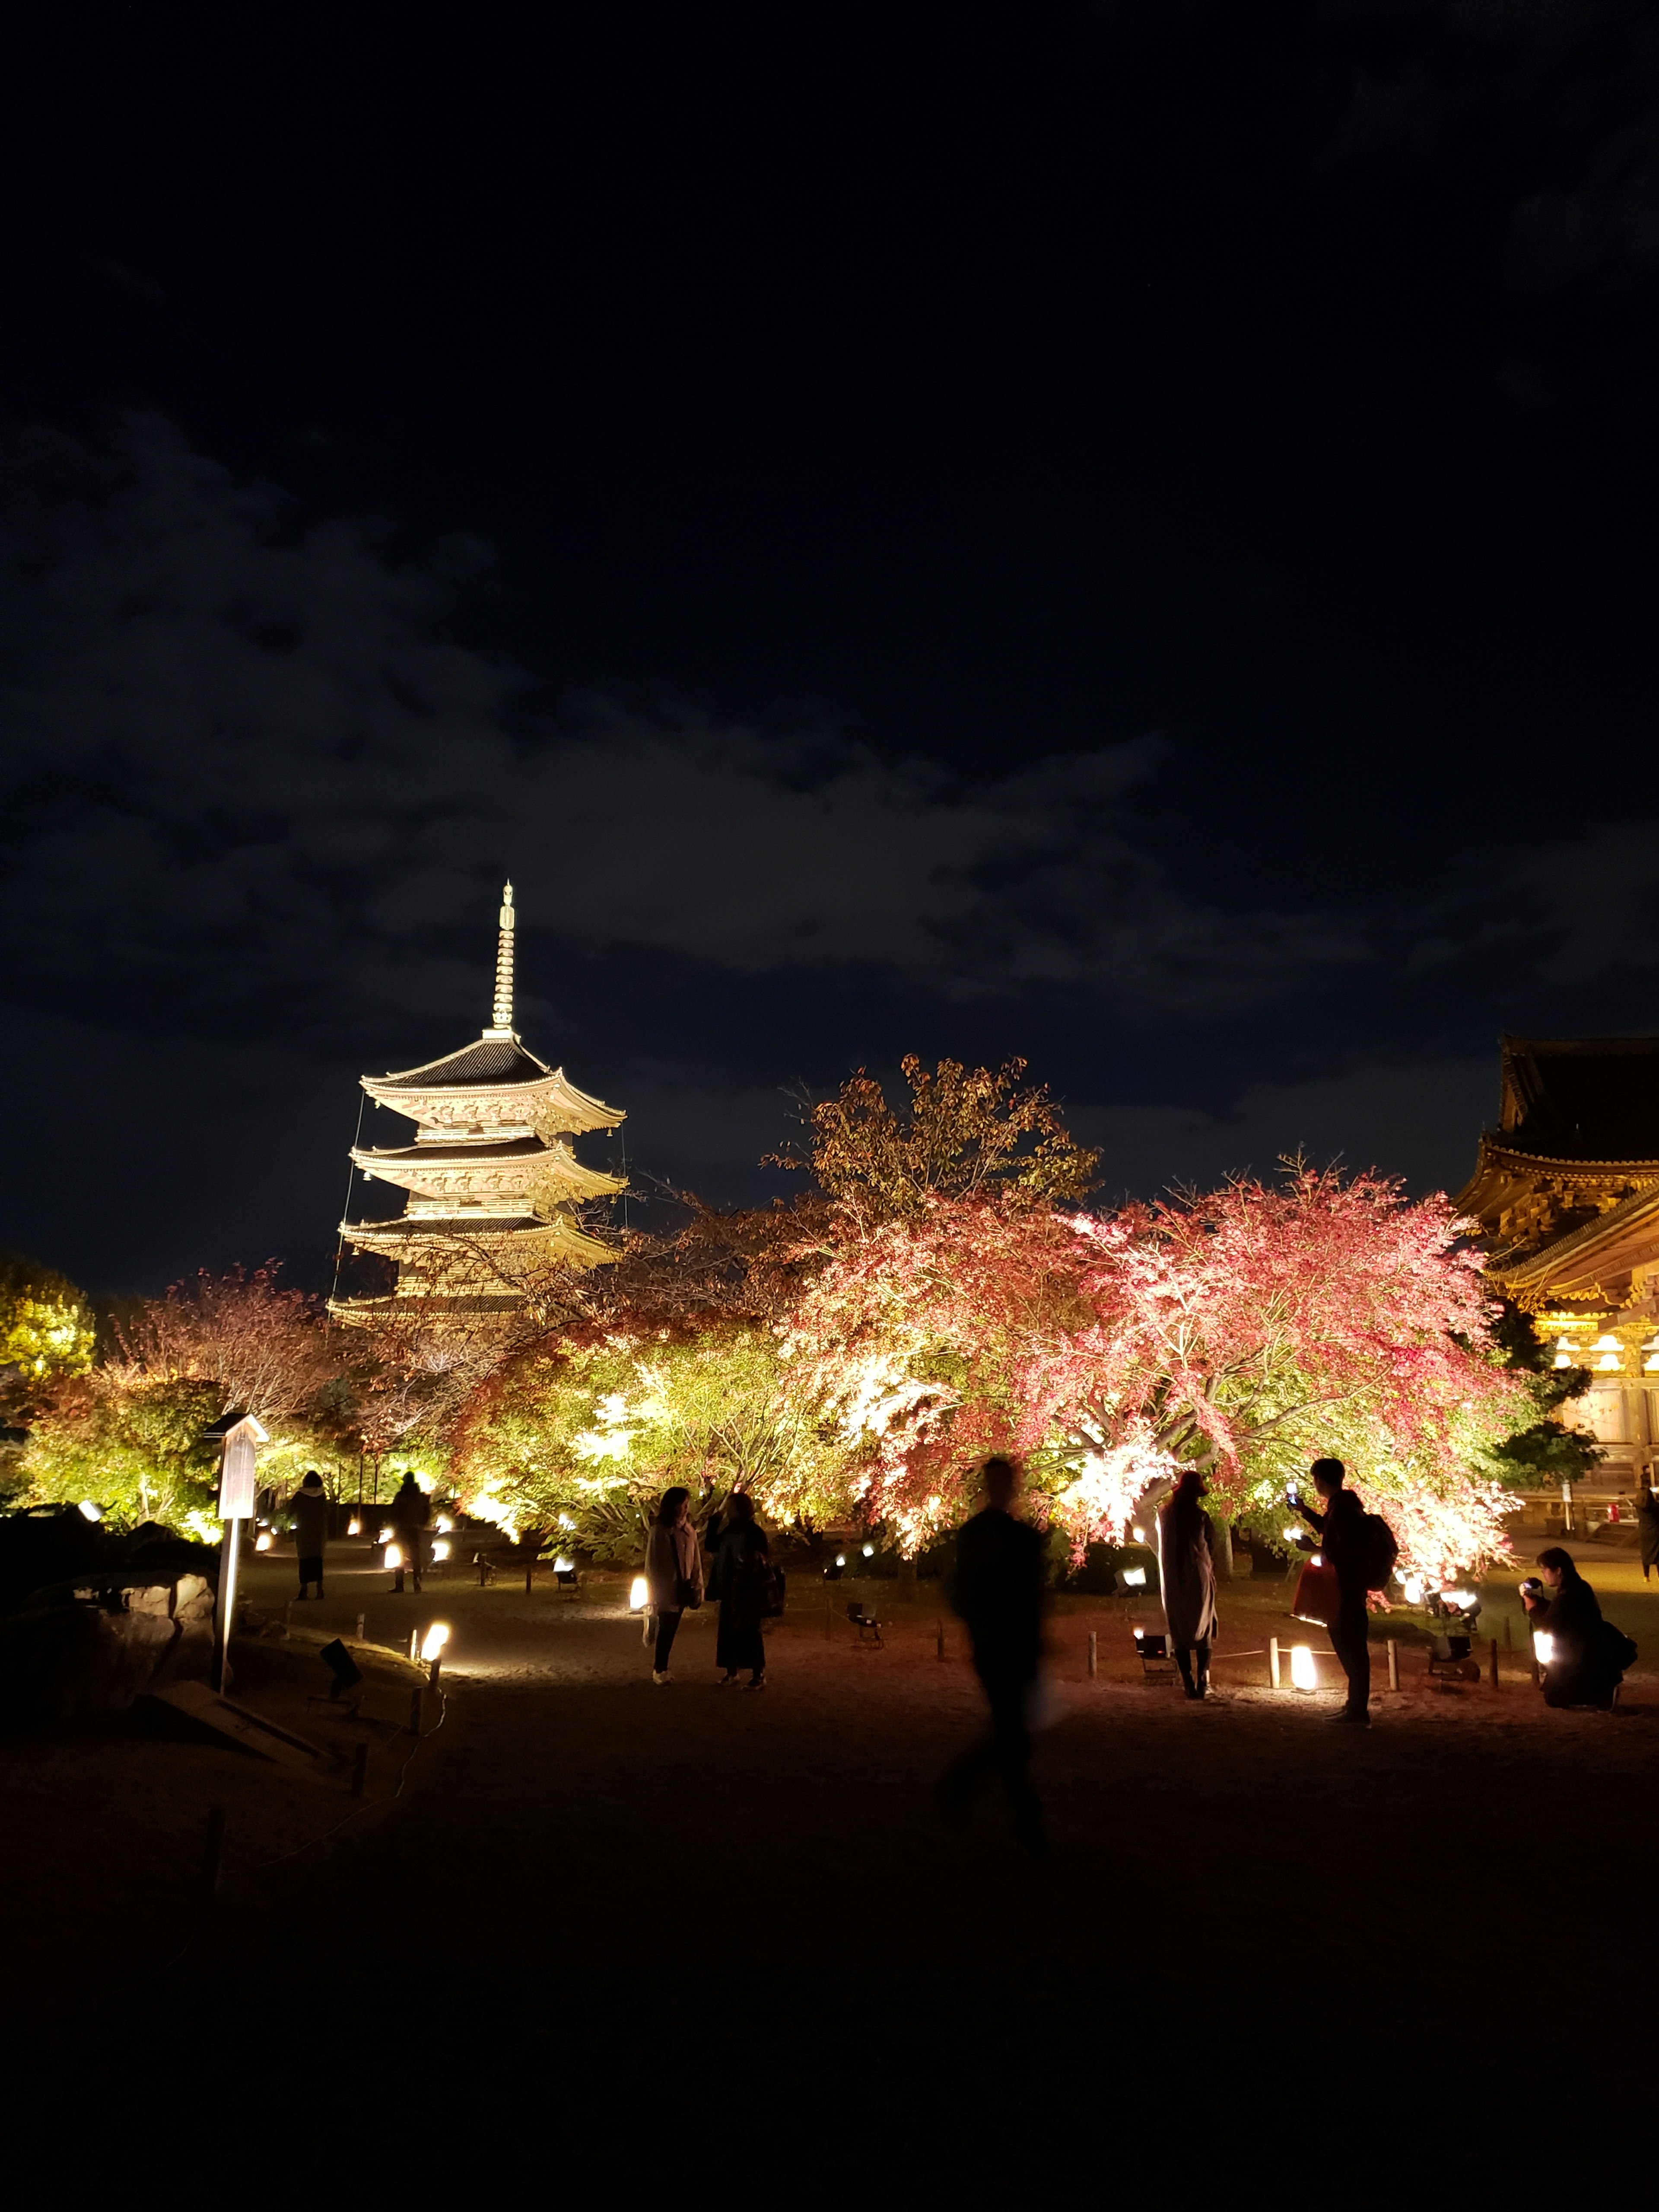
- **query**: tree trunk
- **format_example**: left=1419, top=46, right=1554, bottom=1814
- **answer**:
left=1214, top=1518, right=1233, bottom=1581
left=896, top=1558, right=918, bottom=1605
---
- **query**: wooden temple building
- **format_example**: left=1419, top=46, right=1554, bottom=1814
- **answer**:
left=329, top=884, right=626, bottom=1324
left=1456, top=1034, right=1659, bottom=1500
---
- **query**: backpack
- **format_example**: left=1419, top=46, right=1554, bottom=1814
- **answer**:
left=1356, top=1512, right=1398, bottom=1592
left=1597, top=1618, right=1637, bottom=1674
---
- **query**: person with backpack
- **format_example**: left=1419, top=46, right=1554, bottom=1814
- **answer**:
left=1157, top=1466, right=1219, bottom=1699
left=644, top=1484, right=704, bottom=1684
left=705, top=1490, right=772, bottom=1689
left=1520, top=1548, right=1633, bottom=1710
left=286, top=1469, right=331, bottom=1601
left=389, top=1471, right=430, bottom=1595
left=1288, top=1457, right=1390, bottom=1726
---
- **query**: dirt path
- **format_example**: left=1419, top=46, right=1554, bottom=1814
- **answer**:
left=9, top=1545, right=1655, bottom=2198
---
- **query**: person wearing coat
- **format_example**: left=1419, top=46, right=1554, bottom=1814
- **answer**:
left=1289, top=1457, right=1372, bottom=1726
left=389, top=1472, right=430, bottom=1594
left=1521, top=1546, right=1626, bottom=1709
left=287, top=1469, right=330, bottom=1601
left=1157, top=1467, right=1219, bottom=1699
left=704, top=1491, right=770, bottom=1689
left=1639, top=1485, right=1659, bottom=1583
left=644, top=1484, right=704, bottom=1684
left=940, top=1455, right=1047, bottom=1854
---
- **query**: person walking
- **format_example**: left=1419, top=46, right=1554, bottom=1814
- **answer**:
left=940, top=1456, right=1048, bottom=1853
left=389, top=1471, right=429, bottom=1594
left=645, top=1484, right=704, bottom=1684
left=1521, top=1547, right=1629, bottom=1709
left=1289, top=1456, right=1372, bottom=1726
left=287, top=1469, right=331, bottom=1601
left=1157, top=1467, right=1219, bottom=1699
left=705, top=1491, right=770, bottom=1688
left=1639, top=1484, right=1659, bottom=1583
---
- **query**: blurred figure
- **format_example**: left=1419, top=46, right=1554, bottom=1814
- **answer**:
left=1640, top=1484, right=1659, bottom=1583
left=287, top=1468, right=330, bottom=1601
left=1157, top=1468, right=1218, bottom=1699
left=706, top=1491, right=770, bottom=1688
left=1521, top=1547, right=1628, bottom=1709
left=1289, top=1456, right=1371, bottom=1726
left=645, top=1484, right=703, bottom=1684
left=941, top=1456, right=1047, bottom=1853
left=390, top=1471, right=429, bottom=1594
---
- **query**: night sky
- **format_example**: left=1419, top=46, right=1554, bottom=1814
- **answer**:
left=4, top=4, right=1659, bottom=1295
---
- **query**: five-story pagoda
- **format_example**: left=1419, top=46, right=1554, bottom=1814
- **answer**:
left=330, top=884, right=626, bottom=1323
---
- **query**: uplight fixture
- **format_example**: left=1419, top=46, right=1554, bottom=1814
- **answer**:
left=379, top=1525, right=395, bottom=1544
left=420, top=1622, right=450, bottom=1661
left=1122, top=1567, right=1147, bottom=1589
left=385, top=1543, right=403, bottom=1570
left=78, top=1500, right=102, bottom=1522
left=861, top=1543, right=875, bottom=1557
left=1532, top=1631, right=1556, bottom=1665
left=629, top=1575, right=649, bottom=1611
left=254, top=1530, right=272, bottom=1551
left=1290, top=1643, right=1317, bottom=1691
left=347, top=1517, right=362, bottom=1536
left=431, top=1539, right=451, bottom=1562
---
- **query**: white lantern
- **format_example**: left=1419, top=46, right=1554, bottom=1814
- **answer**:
left=629, top=1575, right=649, bottom=1611
left=1290, top=1643, right=1317, bottom=1691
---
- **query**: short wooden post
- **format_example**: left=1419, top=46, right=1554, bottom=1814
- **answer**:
left=355, top=1611, right=365, bottom=1640
left=935, top=1618, right=945, bottom=1661
left=350, top=1742, right=369, bottom=1799
left=429, top=1650, right=444, bottom=1694
left=1386, top=1639, right=1398, bottom=1692
left=1269, top=1635, right=1281, bottom=1690
left=284, top=1599, right=293, bottom=1626
left=1488, top=1636, right=1500, bottom=1691
left=408, top=1686, right=423, bottom=1737
left=525, top=1560, right=534, bottom=1595
left=1087, top=1630, right=1097, bottom=1679
left=200, top=1806, right=226, bottom=1901
left=1504, top=1613, right=1513, bottom=1654
left=408, top=1628, right=418, bottom=1663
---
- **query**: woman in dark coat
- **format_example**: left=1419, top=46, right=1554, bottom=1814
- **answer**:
left=287, top=1469, right=330, bottom=1601
left=705, top=1491, right=769, bottom=1689
left=1521, top=1547, right=1624, bottom=1709
left=1639, top=1486, right=1659, bottom=1582
left=1157, top=1467, right=1219, bottom=1699
left=389, top=1471, right=429, bottom=1595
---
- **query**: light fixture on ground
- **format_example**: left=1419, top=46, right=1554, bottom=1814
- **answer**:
left=629, top=1575, right=648, bottom=1611
left=378, top=1525, right=395, bottom=1544
left=347, top=1516, right=362, bottom=1536
left=431, top=1539, right=451, bottom=1562
left=1290, top=1643, right=1317, bottom=1691
left=78, top=1500, right=103, bottom=1522
left=1532, top=1630, right=1556, bottom=1665
left=861, top=1543, right=874, bottom=1558
left=320, top=1637, right=363, bottom=1699
left=254, top=1529, right=272, bottom=1551
left=421, top=1620, right=450, bottom=1686
left=385, top=1543, right=403, bottom=1571
left=1121, top=1566, right=1147, bottom=1588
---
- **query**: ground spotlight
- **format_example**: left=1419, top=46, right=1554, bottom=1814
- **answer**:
left=629, top=1575, right=648, bottom=1611
left=1290, top=1643, right=1317, bottom=1691
left=319, top=1638, right=364, bottom=1699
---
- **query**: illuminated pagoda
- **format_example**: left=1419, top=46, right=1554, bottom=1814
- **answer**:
left=1456, top=1034, right=1659, bottom=1497
left=330, top=884, right=626, bottom=1323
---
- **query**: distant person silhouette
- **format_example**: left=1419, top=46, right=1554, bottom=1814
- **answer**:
left=389, top=1471, right=429, bottom=1594
left=706, top=1490, right=770, bottom=1688
left=1289, top=1457, right=1371, bottom=1725
left=941, top=1456, right=1047, bottom=1853
left=1157, top=1467, right=1218, bottom=1698
left=287, top=1469, right=329, bottom=1601
left=1640, top=1485, right=1659, bottom=1583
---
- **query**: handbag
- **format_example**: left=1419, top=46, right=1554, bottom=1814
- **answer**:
left=1291, top=1558, right=1342, bottom=1627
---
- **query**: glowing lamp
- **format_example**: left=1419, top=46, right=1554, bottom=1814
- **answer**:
left=436, top=1515, right=454, bottom=1533
left=861, top=1543, right=875, bottom=1557
left=385, top=1543, right=403, bottom=1570
left=1309, top=1554, right=1322, bottom=1567
left=1122, top=1567, right=1147, bottom=1588
left=420, top=1621, right=450, bottom=1661
left=378, top=1525, right=395, bottom=1544
left=1533, top=1631, right=1556, bottom=1665
left=835, top=1553, right=846, bottom=1567
left=254, top=1530, right=272, bottom=1551
left=347, top=1517, right=361, bottom=1536
left=558, top=1512, right=575, bottom=1529
left=554, top=1555, right=574, bottom=1573
left=629, top=1575, right=649, bottom=1611
left=431, top=1539, right=451, bottom=1562
left=1553, top=1355, right=1572, bottom=1370
left=1289, top=1643, right=1317, bottom=1691
left=1402, top=1578, right=1424, bottom=1604
left=1282, top=1526, right=1302, bottom=1544
left=78, top=1500, right=103, bottom=1522
left=1131, top=1526, right=1146, bottom=1544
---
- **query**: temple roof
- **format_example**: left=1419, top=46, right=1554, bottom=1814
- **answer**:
left=370, top=1035, right=554, bottom=1090
left=1496, top=1033, right=1659, bottom=1161
left=357, top=1136, right=550, bottom=1163
left=1493, top=1183, right=1659, bottom=1309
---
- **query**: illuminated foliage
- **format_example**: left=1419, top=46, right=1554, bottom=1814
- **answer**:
left=0, top=1249, right=95, bottom=1422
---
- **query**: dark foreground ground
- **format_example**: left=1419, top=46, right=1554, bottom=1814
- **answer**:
left=6, top=1542, right=1656, bottom=2204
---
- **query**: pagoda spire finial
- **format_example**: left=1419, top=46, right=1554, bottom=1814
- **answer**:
left=489, top=880, right=515, bottom=1033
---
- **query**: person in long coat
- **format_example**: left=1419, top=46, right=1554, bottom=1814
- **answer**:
left=1521, top=1546, right=1625, bottom=1708
left=644, top=1484, right=704, bottom=1683
left=1157, top=1467, right=1219, bottom=1699
left=1640, top=1485, right=1659, bottom=1583
left=389, top=1471, right=429, bottom=1594
left=940, top=1455, right=1047, bottom=1853
left=705, top=1491, right=770, bottom=1688
left=287, top=1469, right=331, bottom=1601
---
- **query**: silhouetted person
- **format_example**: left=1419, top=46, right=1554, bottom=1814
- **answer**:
left=390, top=1472, right=429, bottom=1594
left=645, top=1484, right=703, bottom=1684
left=288, top=1469, right=329, bottom=1600
left=706, top=1491, right=769, bottom=1688
left=1640, top=1486, right=1659, bottom=1583
left=941, top=1456, right=1047, bottom=1852
left=1290, top=1456, right=1371, bottom=1725
left=1521, top=1547, right=1625, bottom=1708
left=1158, top=1467, right=1218, bottom=1698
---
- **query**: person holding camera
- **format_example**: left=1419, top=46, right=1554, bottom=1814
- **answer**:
left=1520, top=1548, right=1627, bottom=1710
left=644, top=1484, right=704, bottom=1684
left=1288, top=1456, right=1372, bottom=1726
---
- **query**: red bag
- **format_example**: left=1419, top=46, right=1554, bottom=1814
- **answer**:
left=1292, top=1558, right=1341, bottom=1627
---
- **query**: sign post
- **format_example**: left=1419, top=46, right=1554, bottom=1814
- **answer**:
left=206, top=1412, right=268, bottom=1694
